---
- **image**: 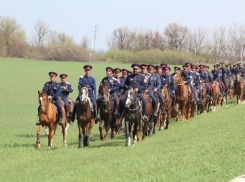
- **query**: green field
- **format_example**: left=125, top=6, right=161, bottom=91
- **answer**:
left=0, top=58, right=244, bottom=182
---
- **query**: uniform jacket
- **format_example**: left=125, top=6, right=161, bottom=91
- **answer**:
left=78, top=75, right=96, bottom=97
left=161, top=74, right=177, bottom=92
left=60, top=82, right=73, bottom=97
left=43, top=81, right=61, bottom=100
left=181, top=70, right=193, bottom=84
left=100, top=76, right=119, bottom=93
left=148, top=73, right=161, bottom=90
left=124, top=73, right=146, bottom=93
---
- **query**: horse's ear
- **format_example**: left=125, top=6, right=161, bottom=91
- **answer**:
left=38, top=90, right=40, bottom=94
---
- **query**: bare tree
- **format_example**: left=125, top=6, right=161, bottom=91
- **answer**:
left=32, top=19, right=50, bottom=48
left=80, top=36, right=89, bottom=49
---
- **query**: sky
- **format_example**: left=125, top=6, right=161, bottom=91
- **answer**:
left=1, top=0, right=245, bottom=51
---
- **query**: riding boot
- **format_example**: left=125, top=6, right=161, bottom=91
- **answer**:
left=94, top=108, right=100, bottom=124
left=59, top=113, right=63, bottom=125
left=114, top=104, right=120, bottom=118
left=161, top=101, right=167, bottom=114
left=71, top=102, right=77, bottom=123
left=172, top=99, right=177, bottom=112
left=153, top=105, right=158, bottom=117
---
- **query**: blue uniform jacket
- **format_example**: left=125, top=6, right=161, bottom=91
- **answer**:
left=192, top=72, right=200, bottom=86
left=60, top=82, right=73, bottom=96
left=148, top=73, right=161, bottom=90
left=78, top=75, right=96, bottom=97
left=43, top=81, right=61, bottom=100
left=181, top=71, right=193, bottom=84
left=141, top=73, right=151, bottom=87
left=124, top=74, right=146, bottom=93
left=235, top=67, right=245, bottom=78
left=100, top=76, right=119, bottom=93
left=212, top=69, right=222, bottom=82
left=198, top=71, right=208, bottom=82
left=119, top=77, right=126, bottom=91
left=161, top=74, right=177, bottom=92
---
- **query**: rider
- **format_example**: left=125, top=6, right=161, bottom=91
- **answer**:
left=181, top=62, right=195, bottom=102
left=114, top=68, right=124, bottom=95
left=212, top=64, right=226, bottom=96
left=161, top=66, right=177, bottom=111
left=59, top=74, right=73, bottom=115
left=191, top=65, right=203, bottom=105
left=97, top=67, right=120, bottom=118
left=147, top=64, right=166, bottom=115
left=71, top=65, right=100, bottom=123
left=119, top=63, right=148, bottom=122
left=198, top=64, right=213, bottom=100
left=156, top=65, right=163, bottom=76
left=37, top=72, right=63, bottom=125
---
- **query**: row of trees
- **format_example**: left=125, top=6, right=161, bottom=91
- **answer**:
left=1, top=16, right=245, bottom=64
left=106, top=23, right=245, bottom=63
left=0, top=17, right=91, bottom=62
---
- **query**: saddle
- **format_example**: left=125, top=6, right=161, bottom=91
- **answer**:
left=50, top=101, right=58, bottom=117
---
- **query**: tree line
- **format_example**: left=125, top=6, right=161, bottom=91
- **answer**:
left=0, top=16, right=244, bottom=64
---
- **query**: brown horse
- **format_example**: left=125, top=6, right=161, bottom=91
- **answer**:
left=209, top=81, right=223, bottom=111
left=98, top=84, right=117, bottom=141
left=199, top=80, right=208, bottom=114
left=173, top=73, right=191, bottom=121
left=157, top=85, right=172, bottom=130
left=77, top=87, right=94, bottom=148
left=235, top=73, right=244, bottom=104
left=228, top=77, right=235, bottom=100
left=37, top=90, right=67, bottom=148
left=142, top=91, right=153, bottom=140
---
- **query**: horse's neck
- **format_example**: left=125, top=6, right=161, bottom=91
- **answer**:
left=130, top=95, right=138, bottom=109
left=79, top=101, right=91, bottom=114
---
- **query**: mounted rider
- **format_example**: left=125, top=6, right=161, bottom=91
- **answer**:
left=161, top=66, right=177, bottom=111
left=147, top=64, right=166, bottom=115
left=119, top=63, right=148, bottom=122
left=140, top=64, right=158, bottom=116
left=198, top=64, right=214, bottom=100
left=71, top=65, right=100, bottom=123
left=59, top=74, right=73, bottom=115
left=181, top=62, right=195, bottom=102
left=37, top=71, right=63, bottom=125
left=212, top=64, right=226, bottom=96
left=97, top=67, right=120, bottom=118
left=191, top=65, right=203, bottom=105
left=234, top=62, right=245, bottom=87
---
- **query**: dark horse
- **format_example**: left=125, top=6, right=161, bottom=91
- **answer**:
left=37, top=90, right=67, bottom=148
left=124, top=87, right=141, bottom=146
left=221, top=66, right=229, bottom=106
left=77, top=87, right=94, bottom=148
left=98, top=84, right=117, bottom=141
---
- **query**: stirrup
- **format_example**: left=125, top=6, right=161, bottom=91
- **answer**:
left=59, top=118, right=63, bottom=125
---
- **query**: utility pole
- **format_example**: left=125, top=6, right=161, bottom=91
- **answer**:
left=92, top=23, right=99, bottom=53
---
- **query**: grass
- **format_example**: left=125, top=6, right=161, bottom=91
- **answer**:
left=0, top=58, right=244, bottom=182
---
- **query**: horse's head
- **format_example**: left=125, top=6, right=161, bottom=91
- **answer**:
left=125, top=87, right=136, bottom=108
left=79, top=87, right=89, bottom=105
left=38, top=90, right=48, bottom=113
left=236, top=73, right=243, bottom=82
left=173, top=73, right=183, bottom=84
left=100, top=84, right=110, bottom=103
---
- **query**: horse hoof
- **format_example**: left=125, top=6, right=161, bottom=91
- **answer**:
left=37, top=144, right=41, bottom=149
left=48, top=146, right=51, bottom=149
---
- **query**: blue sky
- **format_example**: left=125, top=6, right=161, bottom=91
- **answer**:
left=1, top=0, right=245, bottom=50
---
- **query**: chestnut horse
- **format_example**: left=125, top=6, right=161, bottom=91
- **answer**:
left=64, top=98, right=74, bottom=136
left=124, top=88, right=141, bottom=146
left=235, top=73, right=244, bottom=104
left=37, top=90, right=67, bottom=148
left=77, top=87, right=94, bottom=148
left=209, top=81, right=223, bottom=111
left=173, top=73, right=191, bottom=121
left=199, top=80, right=208, bottom=114
left=142, top=91, right=153, bottom=140
left=158, top=85, right=172, bottom=130
left=98, top=84, right=117, bottom=141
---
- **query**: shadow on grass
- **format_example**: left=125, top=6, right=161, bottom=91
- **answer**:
left=17, top=134, right=47, bottom=138
left=4, top=143, right=36, bottom=148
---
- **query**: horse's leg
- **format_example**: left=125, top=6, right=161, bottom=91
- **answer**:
left=142, top=120, right=146, bottom=141
left=65, top=123, right=69, bottom=136
left=99, top=120, right=103, bottom=140
left=61, top=122, right=67, bottom=147
left=45, top=126, right=49, bottom=136
left=82, top=126, right=86, bottom=148
left=110, top=117, right=115, bottom=140
left=148, top=116, right=153, bottom=137
left=48, top=125, right=53, bottom=148
left=103, top=117, right=110, bottom=141
left=132, top=123, right=137, bottom=146
left=137, top=120, right=140, bottom=142
left=78, top=123, right=82, bottom=148
left=36, top=125, right=43, bottom=148
left=125, top=121, right=130, bottom=146
left=164, top=113, right=170, bottom=129
left=84, top=122, right=90, bottom=147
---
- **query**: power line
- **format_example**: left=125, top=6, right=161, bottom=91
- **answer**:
left=92, top=23, right=100, bottom=53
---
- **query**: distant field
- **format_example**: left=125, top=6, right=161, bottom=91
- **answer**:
left=0, top=58, right=244, bottom=182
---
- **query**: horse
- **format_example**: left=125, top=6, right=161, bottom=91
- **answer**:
left=173, top=73, right=191, bottom=121
left=157, top=85, right=172, bottom=130
left=142, top=91, right=153, bottom=140
left=123, top=87, right=141, bottom=146
left=77, top=87, right=94, bottom=148
left=235, top=73, right=244, bottom=104
left=209, top=81, right=223, bottom=111
left=98, top=84, right=117, bottom=141
left=228, top=76, right=235, bottom=99
left=221, top=67, right=229, bottom=106
left=36, top=90, right=67, bottom=148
